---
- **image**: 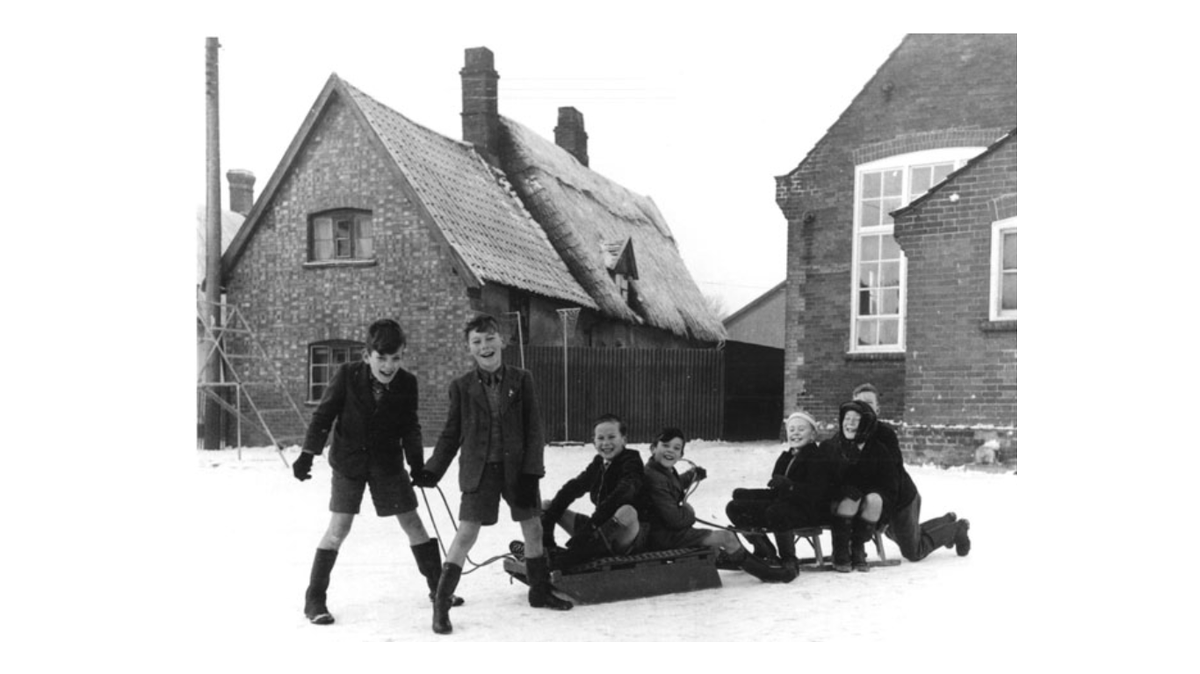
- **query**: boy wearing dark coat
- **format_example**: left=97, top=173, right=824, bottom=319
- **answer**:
left=540, top=413, right=646, bottom=566
left=413, top=314, right=571, bottom=635
left=725, top=410, right=843, bottom=576
left=826, top=399, right=899, bottom=572
left=291, top=318, right=451, bottom=626
left=639, top=428, right=793, bottom=583
left=851, top=384, right=970, bottom=560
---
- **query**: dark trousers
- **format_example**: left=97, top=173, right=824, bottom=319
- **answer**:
left=727, top=488, right=830, bottom=532
left=885, top=493, right=957, bottom=562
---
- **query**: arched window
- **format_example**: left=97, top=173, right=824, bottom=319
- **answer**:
left=851, top=147, right=982, bottom=352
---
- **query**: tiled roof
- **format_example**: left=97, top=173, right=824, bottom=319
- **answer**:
left=499, top=117, right=726, bottom=343
left=342, top=81, right=594, bottom=308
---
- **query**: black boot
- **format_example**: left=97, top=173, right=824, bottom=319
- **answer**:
left=954, top=519, right=971, bottom=556
left=744, top=532, right=780, bottom=564
left=730, top=547, right=797, bottom=583
left=526, top=556, right=573, bottom=610
left=830, top=517, right=853, bottom=573
left=775, top=531, right=800, bottom=576
left=851, top=518, right=876, bottom=572
left=917, top=514, right=960, bottom=557
left=411, top=540, right=464, bottom=607
left=304, top=548, right=338, bottom=625
left=432, top=562, right=462, bottom=635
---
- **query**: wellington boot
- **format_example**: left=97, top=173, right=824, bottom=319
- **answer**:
left=432, top=562, right=462, bottom=635
left=745, top=532, right=780, bottom=564
left=830, top=517, right=853, bottom=573
left=412, top=539, right=464, bottom=607
left=304, top=548, right=338, bottom=625
left=526, top=556, right=573, bottom=610
left=954, top=519, right=971, bottom=556
left=732, top=548, right=798, bottom=583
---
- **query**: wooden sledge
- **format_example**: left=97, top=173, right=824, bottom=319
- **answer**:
left=504, top=547, right=722, bottom=605
left=791, top=526, right=901, bottom=570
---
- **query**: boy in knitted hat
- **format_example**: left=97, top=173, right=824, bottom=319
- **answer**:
left=725, top=410, right=840, bottom=579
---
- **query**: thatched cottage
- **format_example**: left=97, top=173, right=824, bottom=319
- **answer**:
left=216, top=47, right=724, bottom=444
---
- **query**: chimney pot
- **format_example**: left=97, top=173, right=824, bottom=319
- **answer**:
left=554, top=106, right=589, bottom=167
left=461, top=47, right=500, bottom=163
left=226, top=169, right=256, bottom=216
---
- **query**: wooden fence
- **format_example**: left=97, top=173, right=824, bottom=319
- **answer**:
left=506, top=346, right=724, bottom=444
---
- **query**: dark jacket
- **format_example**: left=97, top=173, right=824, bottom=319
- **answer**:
left=424, top=366, right=545, bottom=493
left=873, top=421, right=918, bottom=511
left=837, top=401, right=902, bottom=523
left=301, top=361, right=423, bottom=479
left=638, top=459, right=701, bottom=532
left=544, top=448, right=644, bottom=527
left=769, top=441, right=846, bottom=510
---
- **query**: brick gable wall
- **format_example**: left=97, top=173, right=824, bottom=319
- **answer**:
left=775, top=35, right=1017, bottom=451
left=895, top=137, right=1017, bottom=429
left=224, top=95, right=479, bottom=445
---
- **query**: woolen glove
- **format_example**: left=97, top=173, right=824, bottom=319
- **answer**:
left=292, top=452, right=314, bottom=482
left=515, top=474, right=541, bottom=508
left=839, top=485, right=864, bottom=502
left=568, top=521, right=596, bottom=549
left=691, top=466, right=708, bottom=482
left=768, top=476, right=794, bottom=491
left=411, top=469, right=439, bottom=488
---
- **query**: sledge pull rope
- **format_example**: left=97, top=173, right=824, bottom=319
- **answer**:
left=417, top=484, right=515, bottom=576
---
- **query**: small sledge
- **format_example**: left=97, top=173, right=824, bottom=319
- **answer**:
left=504, top=547, right=722, bottom=605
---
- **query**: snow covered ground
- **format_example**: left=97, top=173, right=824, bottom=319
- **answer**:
left=187, top=440, right=1020, bottom=643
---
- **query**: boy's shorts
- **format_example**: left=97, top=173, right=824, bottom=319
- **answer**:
left=329, top=468, right=418, bottom=517
left=459, top=462, right=539, bottom=525
left=647, top=525, right=712, bottom=551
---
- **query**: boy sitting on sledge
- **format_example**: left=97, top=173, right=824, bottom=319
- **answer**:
left=638, top=427, right=793, bottom=583
left=536, top=413, right=646, bottom=568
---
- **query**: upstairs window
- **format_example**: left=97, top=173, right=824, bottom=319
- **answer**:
left=309, top=209, right=373, bottom=262
left=851, top=148, right=983, bottom=352
left=308, top=340, right=363, bottom=402
left=990, top=218, right=1017, bottom=321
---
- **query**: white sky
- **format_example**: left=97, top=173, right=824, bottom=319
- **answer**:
left=186, top=6, right=915, bottom=314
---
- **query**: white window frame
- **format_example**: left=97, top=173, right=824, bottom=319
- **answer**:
left=850, top=147, right=984, bottom=353
left=990, top=217, right=1017, bottom=321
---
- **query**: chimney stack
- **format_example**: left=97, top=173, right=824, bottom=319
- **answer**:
left=554, top=107, right=589, bottom=167
left=226, top=169, right=256, bottom=216
left=461, top=47, right=500, bottom=162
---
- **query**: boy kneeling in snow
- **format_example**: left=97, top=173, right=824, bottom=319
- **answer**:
left=537, top=413, right=646, bottom=567
left=638, top=428, right=794, bottom=583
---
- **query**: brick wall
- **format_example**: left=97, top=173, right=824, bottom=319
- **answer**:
left=225, top=94, right=478, bottom=445
left=895, top=136, right=1017, bottom=427
left=775, top=34, right=1017, bottom=425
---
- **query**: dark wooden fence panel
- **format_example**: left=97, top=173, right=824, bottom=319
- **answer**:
left=722, top=341, right=785, bottom=441
left=506, top=346, right=724, bottom=444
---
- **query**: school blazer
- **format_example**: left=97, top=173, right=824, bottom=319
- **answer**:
left=424, top=366, right=546, bottom=493
left=301, top=361, right=424, bottom=479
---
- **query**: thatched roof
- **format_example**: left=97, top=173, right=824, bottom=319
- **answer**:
left=499, top=117, right=727, bottom=343
left=224, top=75, right=595, bottom=310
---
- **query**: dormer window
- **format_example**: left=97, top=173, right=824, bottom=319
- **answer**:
left=309, top=209, right=373, bottom=262
left=602, top=237, right=639, bottom=308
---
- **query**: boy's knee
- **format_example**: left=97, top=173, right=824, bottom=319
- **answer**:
left=541, top=498, right=552, bottom=511
left=612, top=505, right=637, bottom=526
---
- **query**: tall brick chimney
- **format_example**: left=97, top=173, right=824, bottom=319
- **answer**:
left=554, top=107, right=589, bottom=167
left=461, top=47, right=500, bottom=162
left=226, top=169, right=256, bottom=216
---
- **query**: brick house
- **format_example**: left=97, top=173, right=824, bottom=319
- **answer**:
left=217, top=48, right=723, bottom=445
left=774, top=34, right=1017, bottom=464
